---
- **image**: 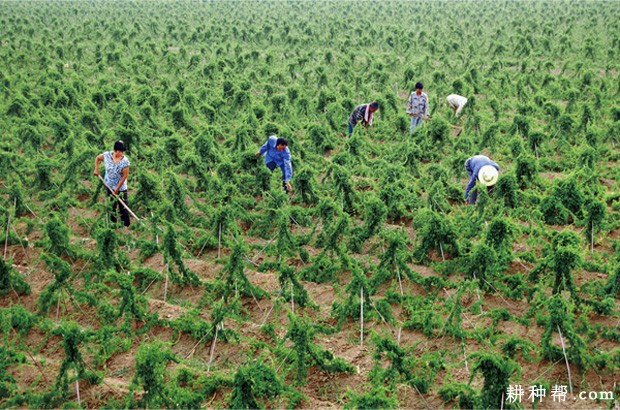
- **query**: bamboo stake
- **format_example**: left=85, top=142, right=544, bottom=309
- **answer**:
left=163, top=264, right=169, bottom=302
left=260, top=288, right=284, bottom=326
left=396, top=266, right=403, bottom=295
left=463, top=344, right=469, bottom=373
left=97, top=175, right=141, bottom=222
left=557, top=325, right=573, bottom=394
left=3, top=198, right=14, bottom=260
left=75, top=378, right=81, bottom=406
left=439, top=242, right=445, bottom=261
left=360, top=286, right=364, bottom=346
left=291, top=283, right=295, bottom=314
left=56, top=290, right=62, bottom=321
left=413, top=385, right=431, bottom=410
left=25, top=350, right=48, bottom=382
left=207, top=324, right=219, bottom=372
left=591, top=221, right=594, bottom=253
left=218, top=222, right=222, bottom=258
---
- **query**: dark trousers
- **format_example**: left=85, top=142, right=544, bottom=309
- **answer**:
left=464, top=159, right=494, bottom=204
left=266, top=161, right=290, bottom=193
left=107, top=190, right=130, bottom=227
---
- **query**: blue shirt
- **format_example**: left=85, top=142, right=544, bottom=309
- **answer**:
left=465, top=155, right=499, bottom=201
left=103, top=151, right=130, bottom=191
left=259, top=136, right=293, bottom=182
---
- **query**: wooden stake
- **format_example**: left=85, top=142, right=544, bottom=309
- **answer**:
left=591, top=221, right=594, bottom=253
left=291, top=283, right=295, bottom=314
left=75, top=378, right=81, bottom=406
left=207, top=324, right=219, bottom=372
left=3, top=198, right=14, bottom=260
left=163, top=265, right=169, bottom=302
left=360, top=286, right=364, bottom=346
left=557, top=325, right=573, bottom=394
left=218, top=222, right=222, bottom=258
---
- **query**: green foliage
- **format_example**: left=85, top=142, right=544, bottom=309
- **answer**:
left=219, top=241, right=267, bottom=302
left=38, top=253, right=96, bottom=315
left=0, top=1, right=618, bottom=407
left=131, top=341, right=178, bottom=408
left=438, top=381, right=475, bottom=408
left=44, top=217, right=73, bottom=258
left=0, top=258, right=30, bottom=297
left=550, top=230, right=581, bottom=297
left=470, top=352, right=517, bottom=409
left=349, top=194, right=387, bottom=253
left=162, top=223, right=200, bottom=286
left=276, top=263, right=314, bottom=308
left=229, top=361, right=283, bottom=409
left=413, top=209, right=459, bottom=263
left=345, top=385, right=398, bottom=409
left=48, top=321, right=101, bottom=405
left=541, top=295, right=589, bottom=369
left=284, top=313, right=354, bottom=384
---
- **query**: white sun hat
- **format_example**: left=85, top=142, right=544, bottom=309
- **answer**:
left=478, top=165, right=499, bottom=186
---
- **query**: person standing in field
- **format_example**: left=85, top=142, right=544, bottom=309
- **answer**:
left=94, top=140, right=131, bottom=227
left=464, top=155, right=500, bottom=205
left=256, top=135, right=293, bottom=193
left=407, top=82, right=429, bottom=133
left=348, top=101, right=379, bottom=136
left=447, top=94, right=468, bottom=117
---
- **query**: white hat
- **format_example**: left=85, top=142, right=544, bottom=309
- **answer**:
left=478, top=165, right=499, bottom=186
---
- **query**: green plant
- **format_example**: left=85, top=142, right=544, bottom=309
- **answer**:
left=130, top=341, right=178, bottom=408
left=283, top=313, right=354, bottom=384
left=0, top=258, right=30, bottom=296
left=469, top=352, right=518, bottom=409
left=413, top=209, right=459, bottom=263
left=229, top=361, right=283, bottom=409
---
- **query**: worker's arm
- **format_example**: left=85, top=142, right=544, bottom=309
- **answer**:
left=281, top=150, right=293, bottom=182
left=464, top=174, right=477, bottom=202
left=256, top=139, right=270, bottom=156
left=93, top=153, right=104, bottom=176
left=114, top=167, right=129, bottom=195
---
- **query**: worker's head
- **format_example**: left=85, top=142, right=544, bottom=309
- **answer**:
left=415, top=82, right=424, bottom=95
left=113, top=140, right=126, bottom=152
left=275, top=137, right=288, bottom=151
left=478, top=165, right=499, bottom=187
left=369, top=101, right=379, bottom=112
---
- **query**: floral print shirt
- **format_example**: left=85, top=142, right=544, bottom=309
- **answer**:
left=407, top=92, right=429, bottom=118
left=103, top=151, right=130, bottom=191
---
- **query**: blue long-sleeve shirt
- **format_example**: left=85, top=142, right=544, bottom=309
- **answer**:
left=464, top=155, right=500, bottom=202
left=258, top=136, right=293, bottom=181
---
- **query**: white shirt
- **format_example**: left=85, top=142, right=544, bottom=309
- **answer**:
left=446, top=94, right=468, bottom=116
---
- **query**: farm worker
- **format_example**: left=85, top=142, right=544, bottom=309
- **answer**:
left=407, top=82, right=430, bottom=133
left=348, top=101, right=379, bottom=136
left=256, top=136, right=293, bottom=193
left=464, top=155, right=500, bottom=205
left=446, top=94, right=468, bottom=117
left=94, top=140, right=131, bottom=227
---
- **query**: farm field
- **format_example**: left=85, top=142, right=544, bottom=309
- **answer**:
left=1, top=0, right=620, bottom=408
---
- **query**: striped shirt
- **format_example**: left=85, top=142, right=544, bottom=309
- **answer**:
left=349, top=104, right=370, bottom=126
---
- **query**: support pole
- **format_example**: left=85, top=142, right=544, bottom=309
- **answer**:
left=97, top=175, right=141, bottom=222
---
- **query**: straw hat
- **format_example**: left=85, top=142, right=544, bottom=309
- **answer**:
left=478, top=165, right=499, bottom=186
